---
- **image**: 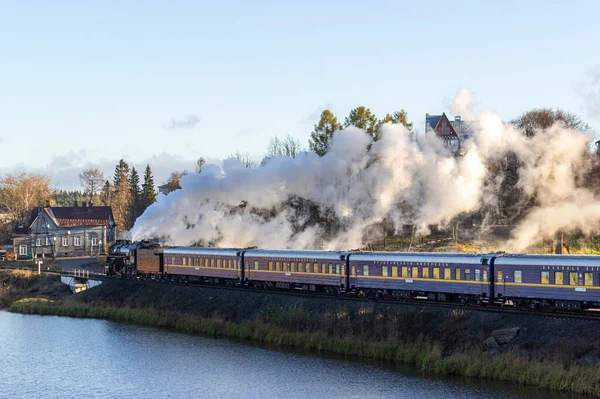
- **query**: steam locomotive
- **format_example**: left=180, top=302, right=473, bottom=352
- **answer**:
left=106, top=241, right=600, bottom=311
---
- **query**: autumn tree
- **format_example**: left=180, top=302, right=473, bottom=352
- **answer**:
left=0, top=172, right=52, bottom=224
left=308, top=110, right=343, bottom=157
left=111, top=159, right=131, bottom=232
left=78, top=168, right=105, bottom=202
left=164, top=170, right=189, bottom=191
left=344, top=106, right=379, bottom=138
left=379, top=109, right=413, bottom=130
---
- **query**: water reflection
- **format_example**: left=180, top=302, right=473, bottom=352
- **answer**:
left=0, top=312, right=588, bottom=399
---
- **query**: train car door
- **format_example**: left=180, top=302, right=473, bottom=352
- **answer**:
left=496, top=269, right=505, bottom=296
left=350, top=264, right=358, bottom=289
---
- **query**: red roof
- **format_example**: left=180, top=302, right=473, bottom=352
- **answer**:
left=27, top=206, right=113, bottom=228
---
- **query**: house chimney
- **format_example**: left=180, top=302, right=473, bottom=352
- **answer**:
left=455, top=116, right=461, bottom=122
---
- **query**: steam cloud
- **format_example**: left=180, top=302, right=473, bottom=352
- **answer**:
left=132, top=90, right=599, bottom=252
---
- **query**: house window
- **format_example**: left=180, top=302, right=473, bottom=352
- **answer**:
left=35, top=238, right=41, bottom=246
left=19, top=245, right=27, bottom=256
left=74, top=237, right=81, bottom=247
left=91, top=237, right=98, bottom=246
left=62, top=237, right=68, bottom=247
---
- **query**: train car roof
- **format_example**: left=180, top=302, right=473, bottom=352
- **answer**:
left=244, top=249, right=343, bottom=260
left=163, top=247, right=241, bottom=257
left=494, top=254, right=600, bottom=267
left=349, top=251, right=485, bottom=264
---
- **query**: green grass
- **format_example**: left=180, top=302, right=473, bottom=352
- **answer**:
left=10, top=299, right=600, bottom=396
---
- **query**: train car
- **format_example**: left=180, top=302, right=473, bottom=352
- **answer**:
left=243, top=249, right=346, bottom=293
left=494, top=254, right=600, bottom=310
left=347, top=252, right=493, bottom=302
left=163, top=247, right=242, bottom=285
left=136, top=247, right=163, bottom=278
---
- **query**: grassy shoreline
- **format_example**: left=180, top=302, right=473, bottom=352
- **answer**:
left=10, top=298, right=600, bottom=396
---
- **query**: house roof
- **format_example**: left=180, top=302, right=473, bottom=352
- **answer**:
left=25, top=206, right=114, bottom=230
left=425, top=114, right=442, bottom=131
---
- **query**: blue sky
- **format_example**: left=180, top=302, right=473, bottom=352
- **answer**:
left=1, top=1, right=599, bottom=189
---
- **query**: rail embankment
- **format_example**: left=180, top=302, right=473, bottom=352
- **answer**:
left=0, top=270, right=71, bottom=308
left=8, top=276, right=600, bottom=396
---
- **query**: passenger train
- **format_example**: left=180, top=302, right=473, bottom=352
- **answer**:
left=105, top=241, right=600, bottom=311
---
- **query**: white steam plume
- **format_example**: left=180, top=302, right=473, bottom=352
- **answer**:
left=132, top=90, right=599, bottom=252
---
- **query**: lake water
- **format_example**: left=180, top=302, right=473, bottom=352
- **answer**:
left=0, top=311, right=588, bottom=399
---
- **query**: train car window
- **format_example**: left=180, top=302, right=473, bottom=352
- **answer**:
left=321, top=264, right=325, bottom=274
left=422, top=267, right=429, bottom=279
left=433, top=268, right=440, bottom=279
left=268, top=261, right=273, bottom=271
left=392, top=266, right=398, bottom=277
left=254, top=260, right=259, bottom=270
left=465, top=269, right=471, bottom=280
left=217, top=259, right=221, bottom=268
left=211, top=259, right=215, bottom=267
left=329, top=264, right=333, bottom=274
left=336, top=264, right=340, bottom=275
left=401, top=267, right=408, bottom=278
left=203, top=258, right=208, bottom=267
left=555, top=271, right=563, bottom=285
left=455, top=268, right=461, bottom=280
left=541, top=271, right=550, bottom=284
left=182, top=258, right=187, bottom=266
left=412, top=267, right=419, bottom=278
left=363, top=265, right=369, bottom=276
left=291, top=262, right=296, bottom=272
left=496, top=270, right=503, bottom=283
left=444, top=268, right=451, bottom=280
left=483, top=270, right=488, bottom=282
left=569, top=272, right=578, bottom=286
left=305, top=263, right=310, bottom=272
left=276, top=262, right=281, bottom=271
left=475, top=269, right=481, bottom=282
left=585, top=273, right=593, bottom=286
left=514, top=271, right=522, bottom=283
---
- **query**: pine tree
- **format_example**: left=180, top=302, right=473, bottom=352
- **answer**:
left=141, top=164, right=156, bottom=212
left=128, top=167, right=141, bottom=226
left=100, top=180, right=112, bottom=206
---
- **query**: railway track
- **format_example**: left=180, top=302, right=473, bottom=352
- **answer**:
left=3, top=265, right=599, bottom=321
left=30, top=268, right=600, bottom=322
